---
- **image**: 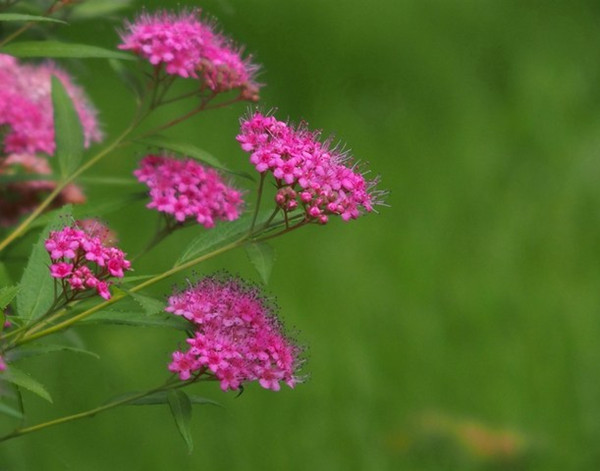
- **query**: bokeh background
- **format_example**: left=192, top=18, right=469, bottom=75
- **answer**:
left=2, top=0, right=600, bottom=469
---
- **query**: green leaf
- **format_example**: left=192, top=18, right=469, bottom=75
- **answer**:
left=124, top=391, right=221, bottom=407
left=136, top=135, right=228, bottom=171
left=3, top=366, right=52, bottom=403
left=0, top=402, right=23, bottom=419
left=120, top=274, right=157, bottom=284
left=0, top=13, right=67, bottom=24
left=129, top=292, right=165, bottom=316
left=52, top=76, right=84, bottom=179
left=245, top=242, right=275, bottom=284
left=12, top=344, right=100, bottom=361
left=177, top=210, right=273, bottom=265
left=168, top=389, right=193, bottom=453
left=0, top=262, right=12, bottom=286
left=29, top=192, right=145, bottom=232
left=0, top=173, right=58, bottom=184
left=1, top=41, right=136, bottom=60
left=70, top=0, right=134, bottom=19
left=78, top=176, right=139, bottom=186
left=16, top=206, right=72, bottom=323
left=82, top=310, right=190, bottom=330
left=0, top=285, right=19, bottom=310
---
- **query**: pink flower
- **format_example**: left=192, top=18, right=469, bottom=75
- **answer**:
left=50, top=262, right=74, bottom=279
left=95, top=281, right=111, bottom=300
left=118, top=10, right=260, bottom=99
left=167, top=275, right=303, bottom=392
left=237, top=111, right=385, bottom=224
left=0, top=356, right=6, bottom=372
left=45, top=224, right=132, bottom=300
left=134, top=154, right=244, bottom=228
left=0, top=54, right=102, bottom=156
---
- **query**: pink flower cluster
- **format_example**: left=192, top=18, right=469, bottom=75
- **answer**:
left=0, top=54, right=102, bottom=156
left=118, top=10, right=260, bottom=99
left=167, top=276, right=302, bottom=392
left=237, top=111, right=382, bottom=224
left=45, top=224, right=131, bottom=300
left=0, top=154, right=85, bottom=227
left=134, top=154, right=244, bottom=228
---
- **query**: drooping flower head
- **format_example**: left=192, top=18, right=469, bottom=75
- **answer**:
left=236, top=111, right=384, bottom=224
left=118, top=10, right=260, bottom=100
left=45, top=224, right=131, bottom=300
left=0, top=54, right=102, bottom=156
left=134, top=154, right=244, bottom=228
left=0, top=154, right=85, bottom=227
left=167, top=275, right=303, bottom=392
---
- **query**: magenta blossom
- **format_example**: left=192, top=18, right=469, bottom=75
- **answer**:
left=0, top=54, right=102, bottom=156
left=118, top=10, right=260, bottom=99
left=134, top=154, right=244, bottom=228
left=237, top=111, right=384, bottom=224
left=45, top=225, right=131, bottom=300
left=167, top=275, right=303, bottom=392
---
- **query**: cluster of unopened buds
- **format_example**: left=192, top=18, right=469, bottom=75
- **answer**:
left=167, top=276, right=302, bottom=391
left=45, top=223, right=131, bottom=300
left=237, top=111, right=382, bottom=224
left=134, top=154, right=244, bottom=228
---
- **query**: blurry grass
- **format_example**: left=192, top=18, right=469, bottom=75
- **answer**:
left=3, top=0, right=600, bottom=470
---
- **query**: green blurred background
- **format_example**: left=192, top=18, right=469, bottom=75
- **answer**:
left=3, top=0, right=600, bottom=469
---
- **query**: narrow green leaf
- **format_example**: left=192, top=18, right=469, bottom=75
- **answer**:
left=177, top=209, right=273, bottom=265
left=3, top=366, right=52, bottom=403
left=70, top=0, right=134, bottom=19
left=168, top=389, right=193, bottom=453
left=0, top=402, right=24, bottom=419
left=82, top=310, right=190, bottom=330
left=0, top=13, right=67, bottom=24
left=0, top=285, right=19, bottom=310
left=136, top=135, right=228, bottom=171
left=16, top=206, right=72, bottom=323
left=1, top=41, right=136, bottom=60
left=52, top=76, right=84, bottom=179
left=245, top=242, right=275, bottom=284
left=0, top=174, right=58, bottom=184
left=125, top=391, right=221, bottom=407
left=12, top=344, right=100, bottom=361
left=78, top=176, right=139, bottom=186
left=120, top=274, right=157, bottom=284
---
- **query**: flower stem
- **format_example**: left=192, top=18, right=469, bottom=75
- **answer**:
left=0, top=376, right=187, bottom=443
left=252, top=219, right=308, bottom=243
left=136, top=93, right=216, bottom=139
left=248, top=173, right=266, bottom=235
left=0, top=118, right=139, bottom=253
left=0, top=1, right=65, bottom=48
left=11, top=236, right=249, bottom=348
